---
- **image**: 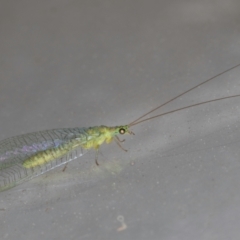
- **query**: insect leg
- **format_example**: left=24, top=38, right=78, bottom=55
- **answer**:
left=95, top=148, right=100, bottom=166
left=115, top=135, right=125, bottom=143
left=114, top=137, right=127, bottom=152
left=62, top=151, right=71, bottom=172
left=62, top=162, right=68, bottom=172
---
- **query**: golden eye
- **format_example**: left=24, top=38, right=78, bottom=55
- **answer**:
left=119, top=128, right=125, bottom=134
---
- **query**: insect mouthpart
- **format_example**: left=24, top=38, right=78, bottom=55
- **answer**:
left=128, top=129, right=135, bottom=135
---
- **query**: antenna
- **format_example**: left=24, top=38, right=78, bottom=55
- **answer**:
left=129, top=63, right=240, bottom=126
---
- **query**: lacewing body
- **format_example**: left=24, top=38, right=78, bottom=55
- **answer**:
left=1, top=64, right=240, bottom=191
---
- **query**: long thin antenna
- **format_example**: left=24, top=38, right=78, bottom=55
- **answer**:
left=129, top=94, right=240, bottom=127
left=129, top=63, right=240, bottom=126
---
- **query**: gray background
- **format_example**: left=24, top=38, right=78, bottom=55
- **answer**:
left=1, top=0, right=240, bottom=239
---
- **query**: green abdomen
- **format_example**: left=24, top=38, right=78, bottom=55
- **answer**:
left=23, top=143, right=72, bottom=168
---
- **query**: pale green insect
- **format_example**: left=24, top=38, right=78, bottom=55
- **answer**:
left=0, top=64, right=240, bottom=191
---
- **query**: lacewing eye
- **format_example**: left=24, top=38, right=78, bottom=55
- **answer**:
left=119, top=128, right=125, bottom=134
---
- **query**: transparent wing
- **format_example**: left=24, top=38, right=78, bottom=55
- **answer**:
left=0, top=128, right=88, bottom=191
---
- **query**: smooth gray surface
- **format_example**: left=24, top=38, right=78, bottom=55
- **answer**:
left=1, top=1, right=240, bottom=239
